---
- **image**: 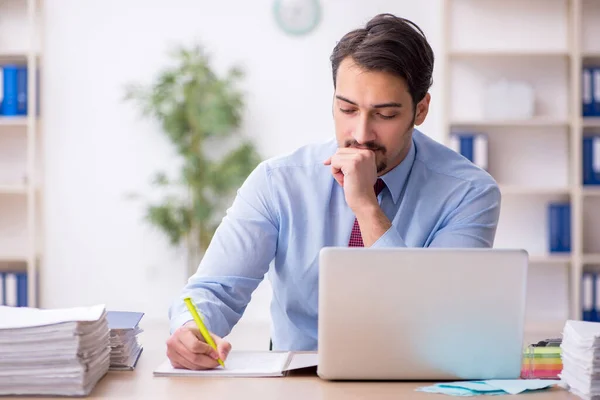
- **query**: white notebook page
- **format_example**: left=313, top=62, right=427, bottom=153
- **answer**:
left=153, top=351, right=292, bottom=377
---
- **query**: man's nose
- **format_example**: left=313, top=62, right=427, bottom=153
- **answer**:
left=352, top=115, right=376, bottom=144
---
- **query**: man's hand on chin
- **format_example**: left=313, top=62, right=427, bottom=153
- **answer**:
left=323, top=147, right=379, bottom=213
left=324, top=147, right=392, bottom=247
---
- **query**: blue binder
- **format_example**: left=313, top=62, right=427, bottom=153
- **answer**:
left=16, top=273, right=27, bottom=307
left=450, top=132, right=488, bottom=170
left=584, top=67, right=594, bottom=117
left=583, top=272, right=595, bottom=321
left=0, top=272, right=28, bottom=306
left=548, top=203, right=571, bottom=253
left=594, top=68, right=600, bottom=117
left=0, top=65, right=28, bottom=116
left=583, top=136, right=600, bottom=185
left=0, top=272, right=6, bottom=306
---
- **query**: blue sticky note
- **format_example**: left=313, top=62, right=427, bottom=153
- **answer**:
left=483, top=379, right=561, bottom=395
left=416, top=380, right=561, bottom=396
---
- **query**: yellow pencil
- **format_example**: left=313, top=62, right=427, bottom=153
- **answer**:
left=183, top=297, right=225, bottom=367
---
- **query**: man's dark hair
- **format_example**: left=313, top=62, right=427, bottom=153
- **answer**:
left=330, top=13, right=434, bottom=109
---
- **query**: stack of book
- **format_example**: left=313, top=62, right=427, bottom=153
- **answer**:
left=560, top=320, right=600, bottom=399
left=106, top=311, right=144, bottom=370
left=0, top=304, right=110, bottom=396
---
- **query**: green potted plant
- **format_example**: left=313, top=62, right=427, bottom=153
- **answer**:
left=124, top=43, right=261, bottom=276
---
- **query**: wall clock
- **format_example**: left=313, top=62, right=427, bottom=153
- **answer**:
left=273, top=0, right=321, bottom=36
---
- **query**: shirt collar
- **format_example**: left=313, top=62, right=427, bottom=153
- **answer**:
left=380, top=137, right=416, bottom=204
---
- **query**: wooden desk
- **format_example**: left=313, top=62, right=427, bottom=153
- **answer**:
left=5, top=322, right=580, bottom=399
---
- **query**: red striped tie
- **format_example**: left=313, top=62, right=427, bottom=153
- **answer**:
left=348, top=178, right=386, bottom=247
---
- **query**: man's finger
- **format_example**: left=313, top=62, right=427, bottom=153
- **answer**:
left=212, top=334, right=232, bottom=360
left=167, top=346, right=198, bottom=370
left=179, top=329, right=219, bottom=359
left=175, top=337, right=220, bottom=369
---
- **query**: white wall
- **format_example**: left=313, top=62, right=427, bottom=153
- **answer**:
left=41, top=0, right=443, bottom=322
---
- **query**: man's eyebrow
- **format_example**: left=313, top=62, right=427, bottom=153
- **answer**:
left=335, top=95, right=358, bottom=106
left=335, top=95, right=402, bottom=109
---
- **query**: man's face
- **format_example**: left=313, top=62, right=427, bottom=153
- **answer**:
left=332, top=57, right=430, bottom=175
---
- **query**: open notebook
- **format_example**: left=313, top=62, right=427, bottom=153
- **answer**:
left=153, top=351, right=318, bottom=377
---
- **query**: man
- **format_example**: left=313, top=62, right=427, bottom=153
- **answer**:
left=166, top=13, right=500, bottom=370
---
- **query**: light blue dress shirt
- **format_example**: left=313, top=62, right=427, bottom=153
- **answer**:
left=169, top=129, right=501, bottom=350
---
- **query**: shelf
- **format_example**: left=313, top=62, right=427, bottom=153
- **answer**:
left=450, top=118, right=569, bottom=128
left=584, top=254, right=600, bottom=265
left=0, top=52, right=39, bottom=64
left=529, top=254, right=572, bottom=264
left=0, top=184, right=27, bottom=195
left=582, top=52, right=600, bottom=59
left=0, top=256, right=27, bottom=272
left=583, top=186, right=600, bottom=196
left=449, top=50, right=569, bottom=58
left=583, top=118, right=600, bottom=128
left=0, top=117, right=27, bottom=127
left=499, top=185, right=572, bottom=196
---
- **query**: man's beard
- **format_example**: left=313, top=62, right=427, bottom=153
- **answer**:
left=343, top=140, right=388, bottom=173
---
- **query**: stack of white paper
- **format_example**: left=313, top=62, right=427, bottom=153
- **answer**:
left=106, top=311, right=144, bottom=371
left=0, top=304, right=110, bottom=396
left=560, top=320, right=600, bottom=400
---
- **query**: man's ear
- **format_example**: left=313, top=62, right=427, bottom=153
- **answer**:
left=414, top=93, right=431, bottom=126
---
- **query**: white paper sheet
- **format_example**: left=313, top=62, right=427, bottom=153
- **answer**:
left=153, top=351, right=292, bottom=377
left=283, top=353, right=318, bottom=371
left=0, top=304, right=106, bottom=329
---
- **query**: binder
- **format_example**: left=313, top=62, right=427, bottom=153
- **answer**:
left=583, top=136, right=600, bottom=185
left=584, top=67, right=594, bottom=117
left=561, top=203, right=571, bottom=252
left=548, top=203, right=571, bottom=253
left=583, top=272, right=595, bottom=321
left=595, top=273, right=600, bottom=322
left=595, top=68, right=600, bottom=117
left=4, top=273, right=17, bottom=306
left=449, top=132, right=488, bottom=170
left=16, top=272, right=27, bottom=307
left=0, top=65, right=27, bottom=116
left=0, top=273, right=5, bottom=306
left=0, top=272, right=27, bottom=307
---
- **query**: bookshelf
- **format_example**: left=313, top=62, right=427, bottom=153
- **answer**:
left=442, top=0, right=598, bottom=331
left=0, top=0, right=42, bottom=306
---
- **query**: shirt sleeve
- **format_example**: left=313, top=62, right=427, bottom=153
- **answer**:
left=428, top=181, right=501, bottom=248
left=371, top=180, right=501, bottom=249
left=168, top=161, right=279, bottom=337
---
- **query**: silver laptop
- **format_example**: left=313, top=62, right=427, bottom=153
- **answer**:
left=317, top=247, right=528, bottom=381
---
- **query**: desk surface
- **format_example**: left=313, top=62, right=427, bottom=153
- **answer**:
left=7, top=322, right=580, bottom=400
